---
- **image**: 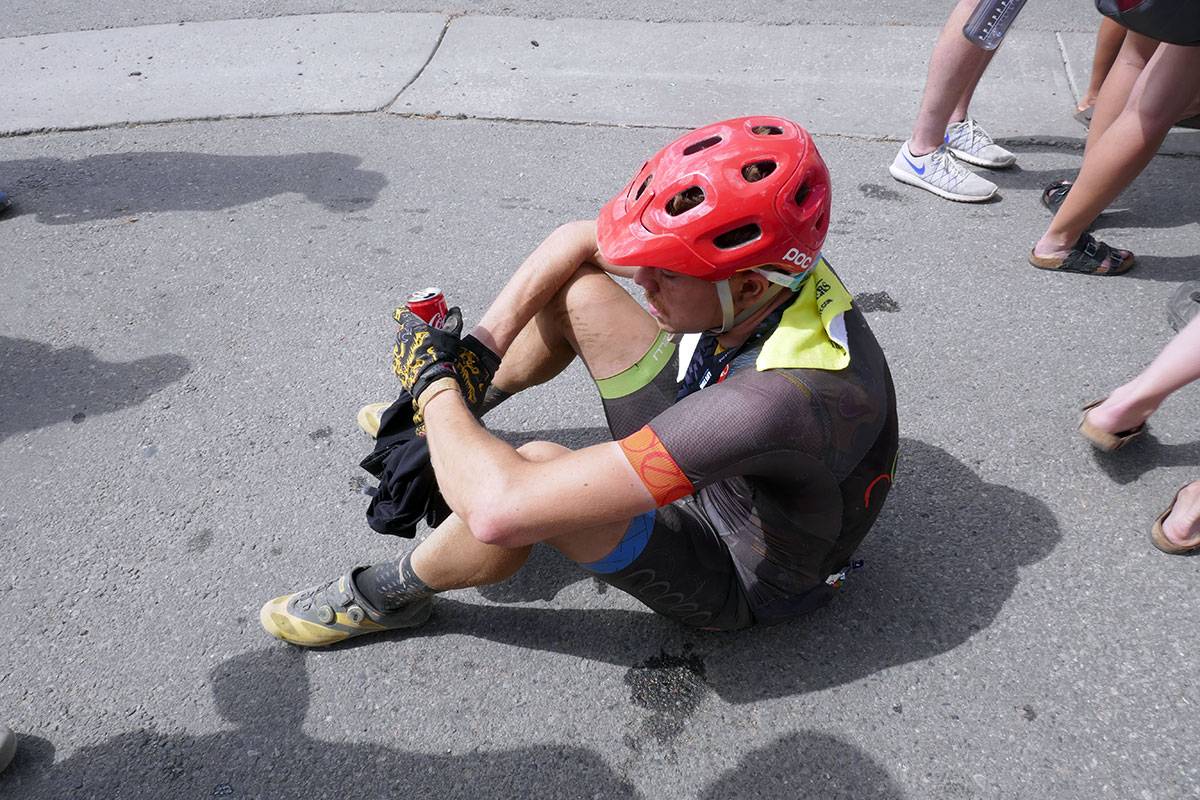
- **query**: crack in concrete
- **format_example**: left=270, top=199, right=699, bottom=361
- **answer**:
left=378, top=13, right=458, bottom=114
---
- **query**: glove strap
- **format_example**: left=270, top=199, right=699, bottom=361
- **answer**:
left=416, top=376, right=463, bottom=417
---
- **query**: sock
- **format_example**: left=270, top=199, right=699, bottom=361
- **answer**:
left=477, top=385, right=512, bottom=417
left=354, top=553, right=438, bottom=614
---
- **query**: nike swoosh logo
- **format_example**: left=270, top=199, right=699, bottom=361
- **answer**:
left=902, top=154, right=926, bottom=175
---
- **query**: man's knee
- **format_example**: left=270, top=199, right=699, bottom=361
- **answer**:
left=544, top=264, right=623, bottom=322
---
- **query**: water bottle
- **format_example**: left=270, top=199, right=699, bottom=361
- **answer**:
left=962, top=0, right=1029, bottom=50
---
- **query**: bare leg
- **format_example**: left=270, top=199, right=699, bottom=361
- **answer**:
left=1034, top=40, right=1200, bottom=260
left=1079, top=17, right=1127, bottom=113
left=410, top=442, right=629, bottom=588
left=409, top=266, right=662, bottom=590
left=949, top=35, right=996, bottom=124
left=910, top=0, right=995, bottom=154
left=1083, top=32, right=1158, bottom=156
left=1084, top=314, right=1200, bottom=435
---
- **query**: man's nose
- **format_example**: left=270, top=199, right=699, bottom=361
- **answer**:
left=632, top=268, right=657, bottom=291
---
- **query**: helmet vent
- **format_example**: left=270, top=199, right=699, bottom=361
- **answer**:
left=665, top=186, right=705, bottom=216
left=713, top=223, right=762, bottom=250
left=794, top=182, right=811, bottom=206
left=634, top=174, right=653, bottom=200
left=751, top=125, right=784, bottom=136
left=682, top=136, right=722, bottom=156
left=742, top=161, right=777, bottom=182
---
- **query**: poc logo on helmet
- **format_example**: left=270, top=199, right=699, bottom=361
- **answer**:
left=781, top=248, right=814, bottom=271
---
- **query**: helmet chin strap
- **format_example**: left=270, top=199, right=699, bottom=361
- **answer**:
left=711, top=279, right=786, bottom=334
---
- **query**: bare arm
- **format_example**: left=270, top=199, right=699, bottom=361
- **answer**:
left=469, top=219, right=634, bottom=354
left=421, top=385, right=656, bottom=547
left=406, top=219, right=656, bottom=546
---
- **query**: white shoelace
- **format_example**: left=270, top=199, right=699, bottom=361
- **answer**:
left=927, top=147, right=973, bottom=190
left=949, top=118, right=995, bottom=152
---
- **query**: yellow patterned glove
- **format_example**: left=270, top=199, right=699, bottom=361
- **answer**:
left=456, top=334, right=502, bottom=414
left=392, top=306, right=462, bottom=411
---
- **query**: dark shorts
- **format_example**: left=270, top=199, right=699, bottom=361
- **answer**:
left=587, top=333, right=755, bottom=631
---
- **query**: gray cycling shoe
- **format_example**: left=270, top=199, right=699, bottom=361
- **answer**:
left=0, top=722, right=16, bottom=775
left=260, top=568, right=432, bottom=647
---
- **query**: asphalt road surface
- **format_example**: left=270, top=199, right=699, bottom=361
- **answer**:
left=2, top=3, right=1198, bottom=799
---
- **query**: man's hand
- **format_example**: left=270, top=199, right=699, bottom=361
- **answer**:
left=392, top=306, right=463, bottom=409
left=456, top=334, right=501, bottom=413
left=392, top=308, right=503, bottom=431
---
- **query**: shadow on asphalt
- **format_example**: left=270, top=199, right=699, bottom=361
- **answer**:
left=0, top=648, right=905, bottom=799
left=0, top=152, right=386, bottom=224
left=370, top=436, right=1061, bottom=705
left=989, top=140, right=1200, bottom=231
left=1089, top=430, right=1200, bottom=485
left=0, top=335, right=190, bottom=443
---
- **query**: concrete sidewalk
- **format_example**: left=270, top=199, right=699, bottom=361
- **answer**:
left=3, top=11, right=1198, bottom=154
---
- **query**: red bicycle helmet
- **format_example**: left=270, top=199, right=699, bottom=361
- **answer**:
left=597, top=116, right=831, bottom=282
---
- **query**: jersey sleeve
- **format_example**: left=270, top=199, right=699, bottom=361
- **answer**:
left=616, top=369, right=832, bottom=503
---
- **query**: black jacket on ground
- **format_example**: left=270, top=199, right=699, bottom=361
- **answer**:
left=359, top=393, right=450, bottom=538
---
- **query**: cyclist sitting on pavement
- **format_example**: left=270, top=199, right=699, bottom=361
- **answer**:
left=260, top=116, right=900, bottom=645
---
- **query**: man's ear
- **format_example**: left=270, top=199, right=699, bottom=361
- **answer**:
left=732, top=271, right=771, bottom=304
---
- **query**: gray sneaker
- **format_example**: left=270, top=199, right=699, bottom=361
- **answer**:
left=0, top=723, right=15, bottom=775
left=889, top=142, right=997, bottom=203
left=944, top=118, right=1016, bottom=168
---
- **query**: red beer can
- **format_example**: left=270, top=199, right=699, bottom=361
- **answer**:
left=406, top=287, right=449, bottom=328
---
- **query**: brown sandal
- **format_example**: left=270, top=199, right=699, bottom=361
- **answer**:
left=1078, top=398, right=1146, bottom=451
left=1151, top=483, right=1200, bottom=555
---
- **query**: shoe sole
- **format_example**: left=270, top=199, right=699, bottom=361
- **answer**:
left=888, top=164, right=996, bottom=203
left=946, top=147, right=1015, bottom=169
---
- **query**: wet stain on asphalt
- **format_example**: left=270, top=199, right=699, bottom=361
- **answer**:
left=1022, top=704, right=1037, bottom=721
left=307, top=426, right=333, bottom=441
left=858, top=182, right=904, bottom=201
left=186, top=528, right=213, bottom=554
left=853, top=291, right=901, bottom=313
left=623, top=647, right=709, bottom=747
left=71, top=412, right=86, bottom=424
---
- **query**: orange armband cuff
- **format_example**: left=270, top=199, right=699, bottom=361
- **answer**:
left=618, top=425, right=694, bottom=506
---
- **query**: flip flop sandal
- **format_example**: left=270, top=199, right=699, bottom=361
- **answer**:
left=1078, top=398, right=1146, bottom=451
left=1150, top=483, right=1200, bottom=555
left=1073, top=105, right=1093, bottom=128
left=1029, top=233, right=1135, bottom=276
left=1040, top=180, right=1072, bottom=214
left=1167, top=281, right=1200, bottom=333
